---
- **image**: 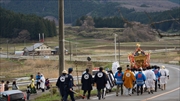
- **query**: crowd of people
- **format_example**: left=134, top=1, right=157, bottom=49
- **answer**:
left=114, top=65, right=169, bottom=97
left=27, top=72, right=50, bottom=100
left=0, top=72, right=50, bottom=101
left=56, top=65, right=169, bottom=101
left=0, top=80, right=19, bottom=92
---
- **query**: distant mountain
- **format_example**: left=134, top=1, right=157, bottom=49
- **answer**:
left=0, top=0, right=179, bottom=25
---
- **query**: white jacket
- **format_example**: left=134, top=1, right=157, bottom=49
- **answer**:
left=40, top=75, right=45, bottom=89
left=145, top=70, right=155, bottom=80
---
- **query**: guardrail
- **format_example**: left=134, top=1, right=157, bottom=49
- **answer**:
left=8, top=76, right=82, bottom=87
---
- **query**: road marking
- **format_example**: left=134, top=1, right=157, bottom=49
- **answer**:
left=168, top=67, right=180, bottom=71
left=141, top=87, right=180, bottom=101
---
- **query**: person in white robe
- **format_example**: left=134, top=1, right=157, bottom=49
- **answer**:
left=40, top=74, right=45, bottom=92
left=159, top=65, right=168, bottom=90
left=145, top=66, right=156, bottom=94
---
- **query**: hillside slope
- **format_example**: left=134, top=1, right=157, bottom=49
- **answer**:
left=0, top=0, right=179, bottom=24
left=114, top=0, right=179, bottom=12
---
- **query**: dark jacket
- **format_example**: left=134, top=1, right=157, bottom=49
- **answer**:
left=81, top=72, right=93, bottom=91
left=94, top=71, right=107, bottom=89
left=64, top=74, right=74, bottom=90
left=56, top=74, right=66, bottom=89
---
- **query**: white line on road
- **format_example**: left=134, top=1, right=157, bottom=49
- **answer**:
left=141, top=87, right=180, bottom=101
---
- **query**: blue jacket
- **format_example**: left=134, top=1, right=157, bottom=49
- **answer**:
left=152, top=69, right=160, bottom=80
left=114, top=71, right=124, bottom=85
left=36, top=75, right=41, bottom=82
left=135, top=72, right=146, bottom=86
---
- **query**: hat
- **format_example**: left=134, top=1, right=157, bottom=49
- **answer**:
left=62, top=70, right=67, bottom=74
left=161, top=65, right=165, bottom=69
left=68, top=68, right=73, bottom=73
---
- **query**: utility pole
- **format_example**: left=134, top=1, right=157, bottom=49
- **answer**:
left=114, top=34, right=117, bottom=61
left=118, top=41, right=120, bottom=63
left=59, top=0, right=65, bottom=76
left=75, top=39, right=77, bottom=58
left=14, top=43, right=16, bottom=55
left=33, top=44, right=34, bottom=60
left=69, top=41, right=71, bottom=61
left=7, top=40, right=8, bottom=59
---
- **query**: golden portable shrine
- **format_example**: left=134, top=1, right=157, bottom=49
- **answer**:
left=128, top=43, right=150, bottom=69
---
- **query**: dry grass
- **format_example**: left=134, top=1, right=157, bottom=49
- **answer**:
left=0, top=59, right=98, bottom=81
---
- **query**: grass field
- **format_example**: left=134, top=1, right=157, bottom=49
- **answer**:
left=0, top=27, right=179, bottom=82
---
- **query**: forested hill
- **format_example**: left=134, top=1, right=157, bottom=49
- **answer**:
left=0, top=0, right=179, bottom=25
left=0, top=7, right=57, bottom=42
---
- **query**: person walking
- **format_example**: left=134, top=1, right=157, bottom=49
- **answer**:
left=164, top=66, right=169, bottom=90
left=36, top=72, right=41, bottom=90
left=63, top=68, right=75, bottom=101
left=12, top=80, right=19, bottom=90
left=0, top=80, right=5, bottom=92
left=157, top=66, right=161, bottom=89
left=40, top=74, right=45, bottom=92
left=145, top=66, right=156, bottom=94
left=4, top=81, right=10, bottom=91
left=135, top=69, right=146, bottom=96
left=26, top=85, right=31, bottom=101
left=114, top=67, right=124, bottom=96
left=56, top=70, right=67, bottom=101
left=107, top=70, right=115, bottom=92
left=29, top=75, right=37, bottom=94
left=81, top=68, right=93, bottom=99
left=45, top=78, right=50, bottom=90
left=123, top=65, right=136, bottom=96
left=159, top=65, right=168, bottom=90
left=152, top=65, right=160, bottom=92
left=94, top=67, right=107, bottom=100
left=102, top=70, right=109, bottom=96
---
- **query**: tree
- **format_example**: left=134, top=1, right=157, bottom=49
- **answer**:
left=80, top=16, right=95, bottom=32
left=12, top=30, right=31, bottom=43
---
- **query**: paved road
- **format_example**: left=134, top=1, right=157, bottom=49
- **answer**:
left=77, top=63, right=180, bottom=101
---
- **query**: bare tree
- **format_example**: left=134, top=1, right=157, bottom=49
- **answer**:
left=144, top=11, right=180, bottom=38
left=118, top=9, right=156, bottom=42
left=80, top=16, right=95, bottom=32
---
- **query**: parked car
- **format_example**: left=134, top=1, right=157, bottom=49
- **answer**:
left=0, top=90, right=26, bottom=101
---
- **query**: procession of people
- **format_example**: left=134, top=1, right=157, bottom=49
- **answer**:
left=55, top=64, right=170, bottom=101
